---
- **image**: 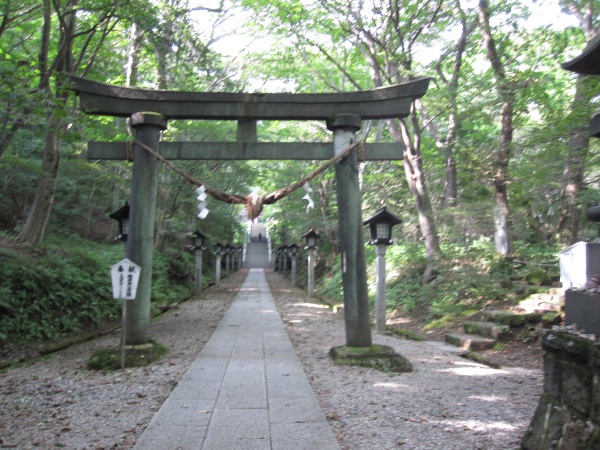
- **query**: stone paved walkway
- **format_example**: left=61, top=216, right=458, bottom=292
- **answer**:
left=133, top=269, right=340, bottom=450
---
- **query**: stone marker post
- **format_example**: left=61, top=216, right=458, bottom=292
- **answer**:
left=375, top=244, right=387, bottom=333
left=307, top=248, right=316, bottom=297
left=194, top=247, right=203, bottom=296
left=125, top=112, right=167, bottom=345
left=291, top=254, right=297, bottom=286
left=328, top=114, right=372, bottom=348
left=215, top=254, right=222, bottom=284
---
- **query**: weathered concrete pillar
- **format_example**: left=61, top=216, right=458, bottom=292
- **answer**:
left=307, top=248, right=316, bottom=297
left=328, top=114, right=372, bottom=348
left=215, top=255, right=222, bottom=284
left=375, top=244, right=387, bottom=333
left=125, top=112, right=167, bottom=345
left=291, top=255, right=297, bottom=286
left=194, top=248, right=203, bottom=296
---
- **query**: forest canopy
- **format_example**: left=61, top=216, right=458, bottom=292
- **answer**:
left=1, top=0, right=599, bottom=341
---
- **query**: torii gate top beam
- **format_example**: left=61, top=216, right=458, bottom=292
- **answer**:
left=69, top=76, right=430, bottom=121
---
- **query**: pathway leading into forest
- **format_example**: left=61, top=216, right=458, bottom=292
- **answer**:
left=133, top=269, right=339, bottom=450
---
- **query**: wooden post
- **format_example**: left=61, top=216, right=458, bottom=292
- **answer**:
left=375, top=244, right=387, bottom=333
left=328, top=114, right=372, bottom=348
left=125, top=112, right=167, bottom=345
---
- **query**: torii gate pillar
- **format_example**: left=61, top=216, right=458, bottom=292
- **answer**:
left=328, top=114, right=372, bottom=348
left=125, top=112, right=167, bottom=345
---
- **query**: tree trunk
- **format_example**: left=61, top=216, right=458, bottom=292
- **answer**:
left=429, top=7, right=476, bottom=207
left=389, top=114, right=442, bottom=283
left=125, top=22, right=144, bottom=86
left=444, top=154, right=458, bottom=207
left=19, top=126, right=60, bottom=243
left=557, top=75, right=593, bottom=246
left=19, top=0, right=76, bottom=243
left=478, top=0, right=515, bottom=256
left=491, top=97, right=513, bottom=255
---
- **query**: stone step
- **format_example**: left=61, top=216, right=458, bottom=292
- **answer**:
left=528, top=293, right=564, bottom=304
left=549, top=287, right=566, bottom=296
left=245, top=242, right=269, bottom=268
left=445, top=332, right=496, bottom=351
left=480, top=310, right=542, bottom=326
left=516, top=298, right=563, bottom=314
left=463, top=321, right=511, bottom=341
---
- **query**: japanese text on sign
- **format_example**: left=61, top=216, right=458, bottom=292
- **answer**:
left=110, top=259, right=141, bottom=300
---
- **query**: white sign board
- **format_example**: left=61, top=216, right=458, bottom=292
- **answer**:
left=110, top=259, right=141, bottom=300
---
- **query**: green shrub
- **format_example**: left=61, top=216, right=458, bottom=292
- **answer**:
left=0, top=234, right=195, bottom=343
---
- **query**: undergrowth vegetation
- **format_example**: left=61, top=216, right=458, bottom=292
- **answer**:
left=315, top=236, right=559, bottom=329
left=0, top=233, right=196, bottom=343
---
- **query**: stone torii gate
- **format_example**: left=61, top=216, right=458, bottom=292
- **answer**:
left=69, top=76, right=430, bottom=348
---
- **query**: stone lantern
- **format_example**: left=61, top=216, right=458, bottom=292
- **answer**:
left=364, top=207, right=402, bottom=333
left=302, top=229, right=320, bottom=297
left=109, top=202, right=130, bottom=242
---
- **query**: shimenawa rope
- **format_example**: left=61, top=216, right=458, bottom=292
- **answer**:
left=131, top=140, right=364, bottom=219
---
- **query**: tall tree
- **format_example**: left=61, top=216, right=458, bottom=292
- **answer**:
left=327, top=0, right=444, bottom=281
left=477, top=0, right=518, bottom=255
left=557, top=0, right=598, bottom=245
left=18, top=0, right=121, bottom=243
left=238, top=0, right=446, bottom=281
left=421, top=0, right=477, bottom=207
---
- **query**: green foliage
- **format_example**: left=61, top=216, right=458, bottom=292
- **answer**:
left=315, top=257, right=343, bottom=300
left=314, top=237, right=559, bottom=330
left=151, top=250, right=194, bottom=305
left=0, top=237, right=121, bottom=342
left=0, top=234, right=195, bottom=343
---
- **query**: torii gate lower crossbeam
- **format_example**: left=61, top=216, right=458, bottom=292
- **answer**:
left=71, top=77, right=430, bottom=349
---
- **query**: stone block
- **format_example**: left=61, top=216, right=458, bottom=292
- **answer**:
left=444, top=332, right=495, bottom=351
left=480, top=310, right=526, bottom=327
left=591, top=345, right=600, bottom=373
left=561, top=418, right=594, bottom=449
left=559, top=241, right=600, bottom=289
left=565, top=290, right=600, bottom=337
left=522, top=394, right=552, bottom=450
left=587, top=427, right=600, bottom=450
left=564, top=362, right=593, bottom=416
left=543, top=353, right=563, bottom=400
left=542, top=330, right=592, bottom=363
left=593, top=375, right=600, bottom=424
left=329, top=344, right=412, bottom=373
left=463, top=321, right=511, bottom=341
left=545, top=402, right=571, bottom=448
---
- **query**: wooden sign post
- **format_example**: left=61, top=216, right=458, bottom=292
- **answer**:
left=110, top=258, right=141, bottom=368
